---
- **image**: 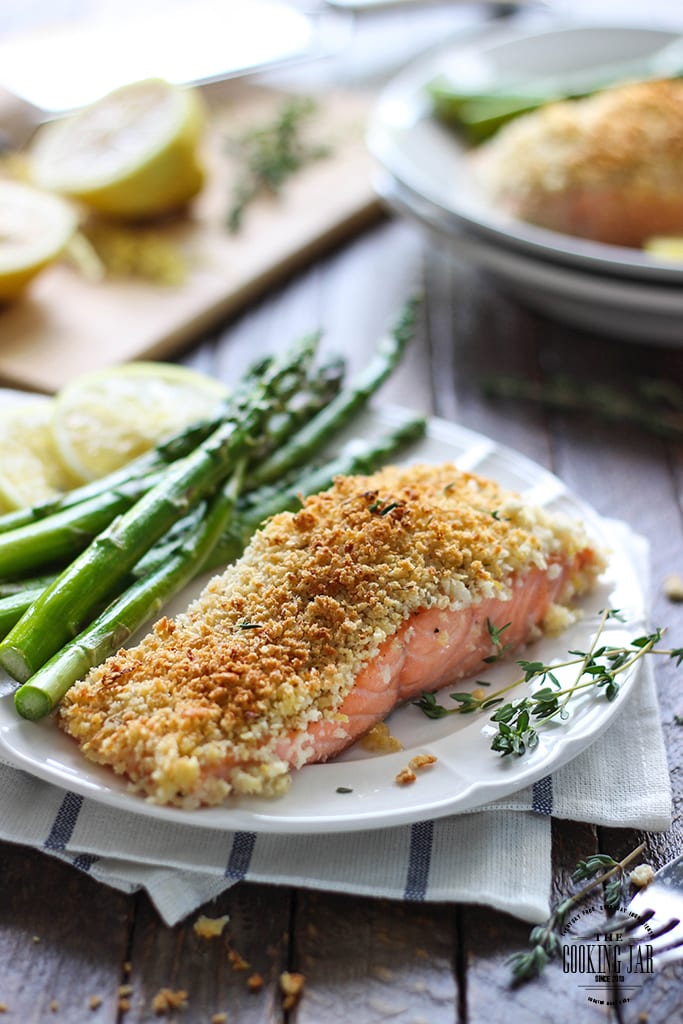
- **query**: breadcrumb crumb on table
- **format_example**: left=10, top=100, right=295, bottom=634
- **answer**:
left=210, top=1014, right=228, bottom=1024
left=0, top=1004, right=8, bottom=1013
left=663, top=573, right=683, bottom=602
left=280, top=971, right=305, bottom=1010
left=193, top=914, right=229, bottom=939
left=246, top=974, right=264, bottom=992
left=88, top=995, right=102, bottom=1010
left=151, top=988, right=188, bottom=1014
left=630, top=863, right=655, bottom=889
left=228, top=948, right=250, bottom=971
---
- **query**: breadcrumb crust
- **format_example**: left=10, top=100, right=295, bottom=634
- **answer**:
left=57, top=463, right=601, bottom=806
left=476, top=79, right=683, bottom=244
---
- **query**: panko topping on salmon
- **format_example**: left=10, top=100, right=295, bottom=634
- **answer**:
left=57, top=463, right=605, bottom=807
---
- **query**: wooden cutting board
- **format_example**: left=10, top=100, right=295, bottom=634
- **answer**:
left=0, top=83, right=383, bottom=394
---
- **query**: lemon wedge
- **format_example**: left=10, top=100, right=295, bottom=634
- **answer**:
left=0, top=181, right=77, bottom=301
left=51, top=362, right=228, bottom=482
left=29, top=78, right=206, bottom=220
left=0, top=399, right=79, bottom=509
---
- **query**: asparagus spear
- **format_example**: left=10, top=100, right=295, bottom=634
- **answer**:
left=13, top=416, right=425, bottom=720
left=14, top=464, right=246, bottom=721
left=0, top=573, right=58, bottom=599
left=0, top=588, right=44, bottom=640
left=0, top=333, right=320, bottom=682
left=245, top=295, right=421, bottom=488
left=0, top=471, right=166, bottom=580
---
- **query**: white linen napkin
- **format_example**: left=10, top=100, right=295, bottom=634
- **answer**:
left=0, top=524, right=672, bottom=926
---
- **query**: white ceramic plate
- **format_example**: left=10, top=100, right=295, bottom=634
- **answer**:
left=378, top=171, right=683, bottom=345
left=0, top=400, right=646, bottom=833
left=367, top=22, right=683, bottom=284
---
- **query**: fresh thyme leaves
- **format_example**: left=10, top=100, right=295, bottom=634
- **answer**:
left=572, top=853, right=630, bottom=911
left=509, top=843, right=646, bottom=984
left=413, top=609, right=681, bottom=757
left=336, top=786, right=353, bottom=794
left=481, top=373, right=683, bottom=443
left=368, top=498, right=401, bottom=516
left=226, top=96, right=331, bottom=232
left=237, top=621, right=262, bottom=630
left=483, top=618, right=512, bottom=663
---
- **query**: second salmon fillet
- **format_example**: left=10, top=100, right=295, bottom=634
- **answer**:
left=58, top=463, right=605, bottom=807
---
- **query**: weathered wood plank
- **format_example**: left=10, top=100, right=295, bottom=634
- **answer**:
left=119, top=883, right=292, bottom=1023
left=291, top=891, right=458, bottom=1024
left=0, top=841, right=131, bottom=1023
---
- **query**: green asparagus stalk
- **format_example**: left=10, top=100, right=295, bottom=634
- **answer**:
left=128, top=365, right=344, bottom=582
left=0, top=333, right=320, bottom=682
left=14, top=463, right=246, bottom=721
left=12, top=417, right=425, bottom=719
left=0, top=573, right=58, bottom=599
left=0, top=471, right=167, bottom=580
left=245, top=295, right=421, bottom=488
left=0, top=588, right=44, bottom=640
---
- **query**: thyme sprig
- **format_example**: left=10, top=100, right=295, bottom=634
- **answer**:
left=413, top=609, right=683, bottom=756
left=482, top=373, right=683, bottom=443
left=226, top=96, right=331, bottom=232
left=509, top=843, right=646, bottom=984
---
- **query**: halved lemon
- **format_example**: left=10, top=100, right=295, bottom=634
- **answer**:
left=29, top=78, right=206, bottom=220
left=0, top=181, right=77, bottom=301
left=0, top=399, right=80, bottom=509
left=51, top=362, right=229, bottom=482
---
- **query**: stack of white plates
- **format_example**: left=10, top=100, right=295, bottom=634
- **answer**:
left=367, top=21, right=683, bottom=345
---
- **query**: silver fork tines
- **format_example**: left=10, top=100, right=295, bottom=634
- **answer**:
left=610, top=855, right=683, bottom=968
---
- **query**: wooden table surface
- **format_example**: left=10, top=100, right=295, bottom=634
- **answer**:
left=2, top=4, right=683, bottom=1023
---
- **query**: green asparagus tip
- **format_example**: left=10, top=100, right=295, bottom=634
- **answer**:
left=14, top=684, right=52, bottom=721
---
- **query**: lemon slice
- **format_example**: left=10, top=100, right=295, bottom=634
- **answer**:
left=51, top=362, right=228, bottom=482
left=29, top=78, right=206, bottom=220
left=0, top=399, right=79, bottom=509
left=0, top=181, right=77, bottom=301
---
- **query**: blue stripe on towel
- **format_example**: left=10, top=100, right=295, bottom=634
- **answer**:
left=225, top=831, right=257, bottom=880
left=532, top=776, right=553, bottom=815
left=44, top=792, right=83, bottom=851
left=404, top=820, right=434, bottom=900
left=72, top=853, right=99, bottom=872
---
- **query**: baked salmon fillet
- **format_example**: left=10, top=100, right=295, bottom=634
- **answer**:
left=475, top=79, right=683, bottom=247
left=57, top=463, right=605, bottom=807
